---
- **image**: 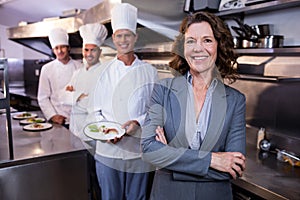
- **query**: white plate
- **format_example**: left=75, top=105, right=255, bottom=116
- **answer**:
left=13, top=112, right=38, bottom=120
left=84, top=121, right=126, bottom=140
left=23, top=123, right=53, bottom=131
left=20, top=117, right=46, bottom=125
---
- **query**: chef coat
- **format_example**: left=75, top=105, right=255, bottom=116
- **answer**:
left=37, top=59, right=82, bottom=121
left=63, top=62, right=107, bottom=140
left=87, top=56, right=158, bottom=160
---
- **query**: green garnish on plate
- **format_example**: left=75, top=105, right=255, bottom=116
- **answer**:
left=88, top=124, right=99, bottom=132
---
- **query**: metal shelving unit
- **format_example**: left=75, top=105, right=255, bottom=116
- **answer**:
left=235, top=47, right=300, bottom=56
left=0, top=58, right=14, bottom=160
left=216, top=0, right=300, bottom=17
left=215, top=0, right=300, bottom=56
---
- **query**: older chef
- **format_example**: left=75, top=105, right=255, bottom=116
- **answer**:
left=37, top=28, right=82, bottom=126
left=63, top=23, right=108, bottom=140
left=87, top=3, right=158, bottom=200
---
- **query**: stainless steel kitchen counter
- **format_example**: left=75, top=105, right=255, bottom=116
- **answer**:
left=232, top=126, right=300, bottom=200
left=1, top=111, right=300, bottom=199
left=0, top=111, right=88, bottom=163
left=0, top=111, right=92, bottom=200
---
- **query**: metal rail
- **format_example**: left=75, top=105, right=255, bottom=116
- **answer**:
left=0, top=58, right=14, bottom=160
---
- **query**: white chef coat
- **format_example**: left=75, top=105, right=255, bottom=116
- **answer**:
left=37, top=59, right=82, bottom=121
left=63, top=62, right=107, bottom=140
left=87, top=56, right=158, bottom=160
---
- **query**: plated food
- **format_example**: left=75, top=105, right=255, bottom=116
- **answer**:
left=13, top=112, right=38, bottom=120
left=23, top=123, right=53, bottom=131
left=20, top=117, right=46, bottom=125
left=84, top=121, right=125, bottom=140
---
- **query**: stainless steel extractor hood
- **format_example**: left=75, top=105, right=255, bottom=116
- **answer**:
left=237, top=55, right=300, bottom=79
left=6, top=0, right=174, bottom=58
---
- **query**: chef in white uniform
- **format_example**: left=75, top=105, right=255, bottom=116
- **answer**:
left=37, top=28, right=82, bottom=126
left=63, top=23, right=108, bottom=140
left=87, top=3, right=158, bottom=200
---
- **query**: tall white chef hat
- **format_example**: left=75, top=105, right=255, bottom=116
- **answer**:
left=79, top=23, right=108, bottom=47
left=48, top=28, right=69, bottom=48
left=111, top=3, right=137, bottom=34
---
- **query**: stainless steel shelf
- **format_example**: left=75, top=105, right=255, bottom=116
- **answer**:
left=217, top=0, right=300, bottom=17
left=235, top=47, right=300, bottom=55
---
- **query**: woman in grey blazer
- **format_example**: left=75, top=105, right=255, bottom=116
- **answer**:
left=142, top=12, right=246, bottom=200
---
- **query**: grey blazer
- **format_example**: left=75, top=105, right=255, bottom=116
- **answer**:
left=141, top=75, right=246, bottom=200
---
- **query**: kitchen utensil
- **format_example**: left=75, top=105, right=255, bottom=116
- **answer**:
left=20, top=117, right=46, bottom=125
left=231, top=19, right=260, bottom=41
left=231, top=26, right=246, bottom=38
left=252, top=24, right=273, bottom=37
left=276, top=149, right=300, bottom=167
left=23, top=123, right=53, bottom=131
left=13, top=112, right=38, bottom=120
left=259, top=139, right=271, bottom=151
left=242, top=39, right=259, bottom=48
left=257, top=127, right=265, bottom=149
left=243, top=23, right=259, bottom=39
left=233, top=37, right=242, bottom=48
left=84, top=121, right=126, bottom=140
left=258, top=35, right=284, bottom=48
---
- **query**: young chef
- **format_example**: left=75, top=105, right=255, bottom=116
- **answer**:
left=87, top=3, right=158, bottom=200
left=63, top=23, right=108, bottom=140
left=37, top=28, right=82, bottom=127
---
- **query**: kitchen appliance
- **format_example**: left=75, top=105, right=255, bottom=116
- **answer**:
left=219, top=0, right=246, bottom=11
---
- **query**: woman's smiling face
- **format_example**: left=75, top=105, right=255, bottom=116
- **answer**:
left=184, top=22, right=218, bottom=77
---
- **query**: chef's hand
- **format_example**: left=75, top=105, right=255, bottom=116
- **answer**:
left=66, top=85, right=74, bottom=92
left=108, top=136, right=123, bottom=144
left=107, top=120, right=140, bottom=144
left=155, top=126, right=167, bottom=144
left=210, top=152, right=246, bottom=179
left=50, top=114, right=66, bottom=125
left=122, top=120, right=140, bottom=135
left=77, top=93, right=88, bottom=102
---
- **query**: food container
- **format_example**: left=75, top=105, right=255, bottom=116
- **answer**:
left=233, top=37, right=242, bottom=48
left=252, top=24, right=273, bottom=37
left=242, top=39, right=259, bottom=48
left=258, top=35, right=284, bottom=48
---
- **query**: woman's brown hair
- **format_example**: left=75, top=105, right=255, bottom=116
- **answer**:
left=169, top=11, right=239, bottom=83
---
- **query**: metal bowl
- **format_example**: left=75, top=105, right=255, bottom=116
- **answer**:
left=242, top=39, right=259, bottom=48
left=258, top=35, right=284, bottom=48
left=252, top=24, right=273, bottom=37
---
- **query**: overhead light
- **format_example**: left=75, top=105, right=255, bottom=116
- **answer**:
left=0, top=0, right=13, bottom=5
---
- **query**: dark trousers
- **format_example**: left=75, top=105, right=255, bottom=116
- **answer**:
left=95, top=156, right=154, bottom=200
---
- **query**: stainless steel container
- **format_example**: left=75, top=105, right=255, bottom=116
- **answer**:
left=252, top=24, right=273, bottom=37
left=233, top=37, right=242, bottom=48
left=242, top=39, right=259, bottom=48
left=258, top=35, right=284, bottom=48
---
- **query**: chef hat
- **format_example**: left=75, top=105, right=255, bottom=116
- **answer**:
left=111, top=3, right=137, bottom=34
left=48, top=28, right=69, bottom=48
left=79, top=23, right=108, bottom=47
